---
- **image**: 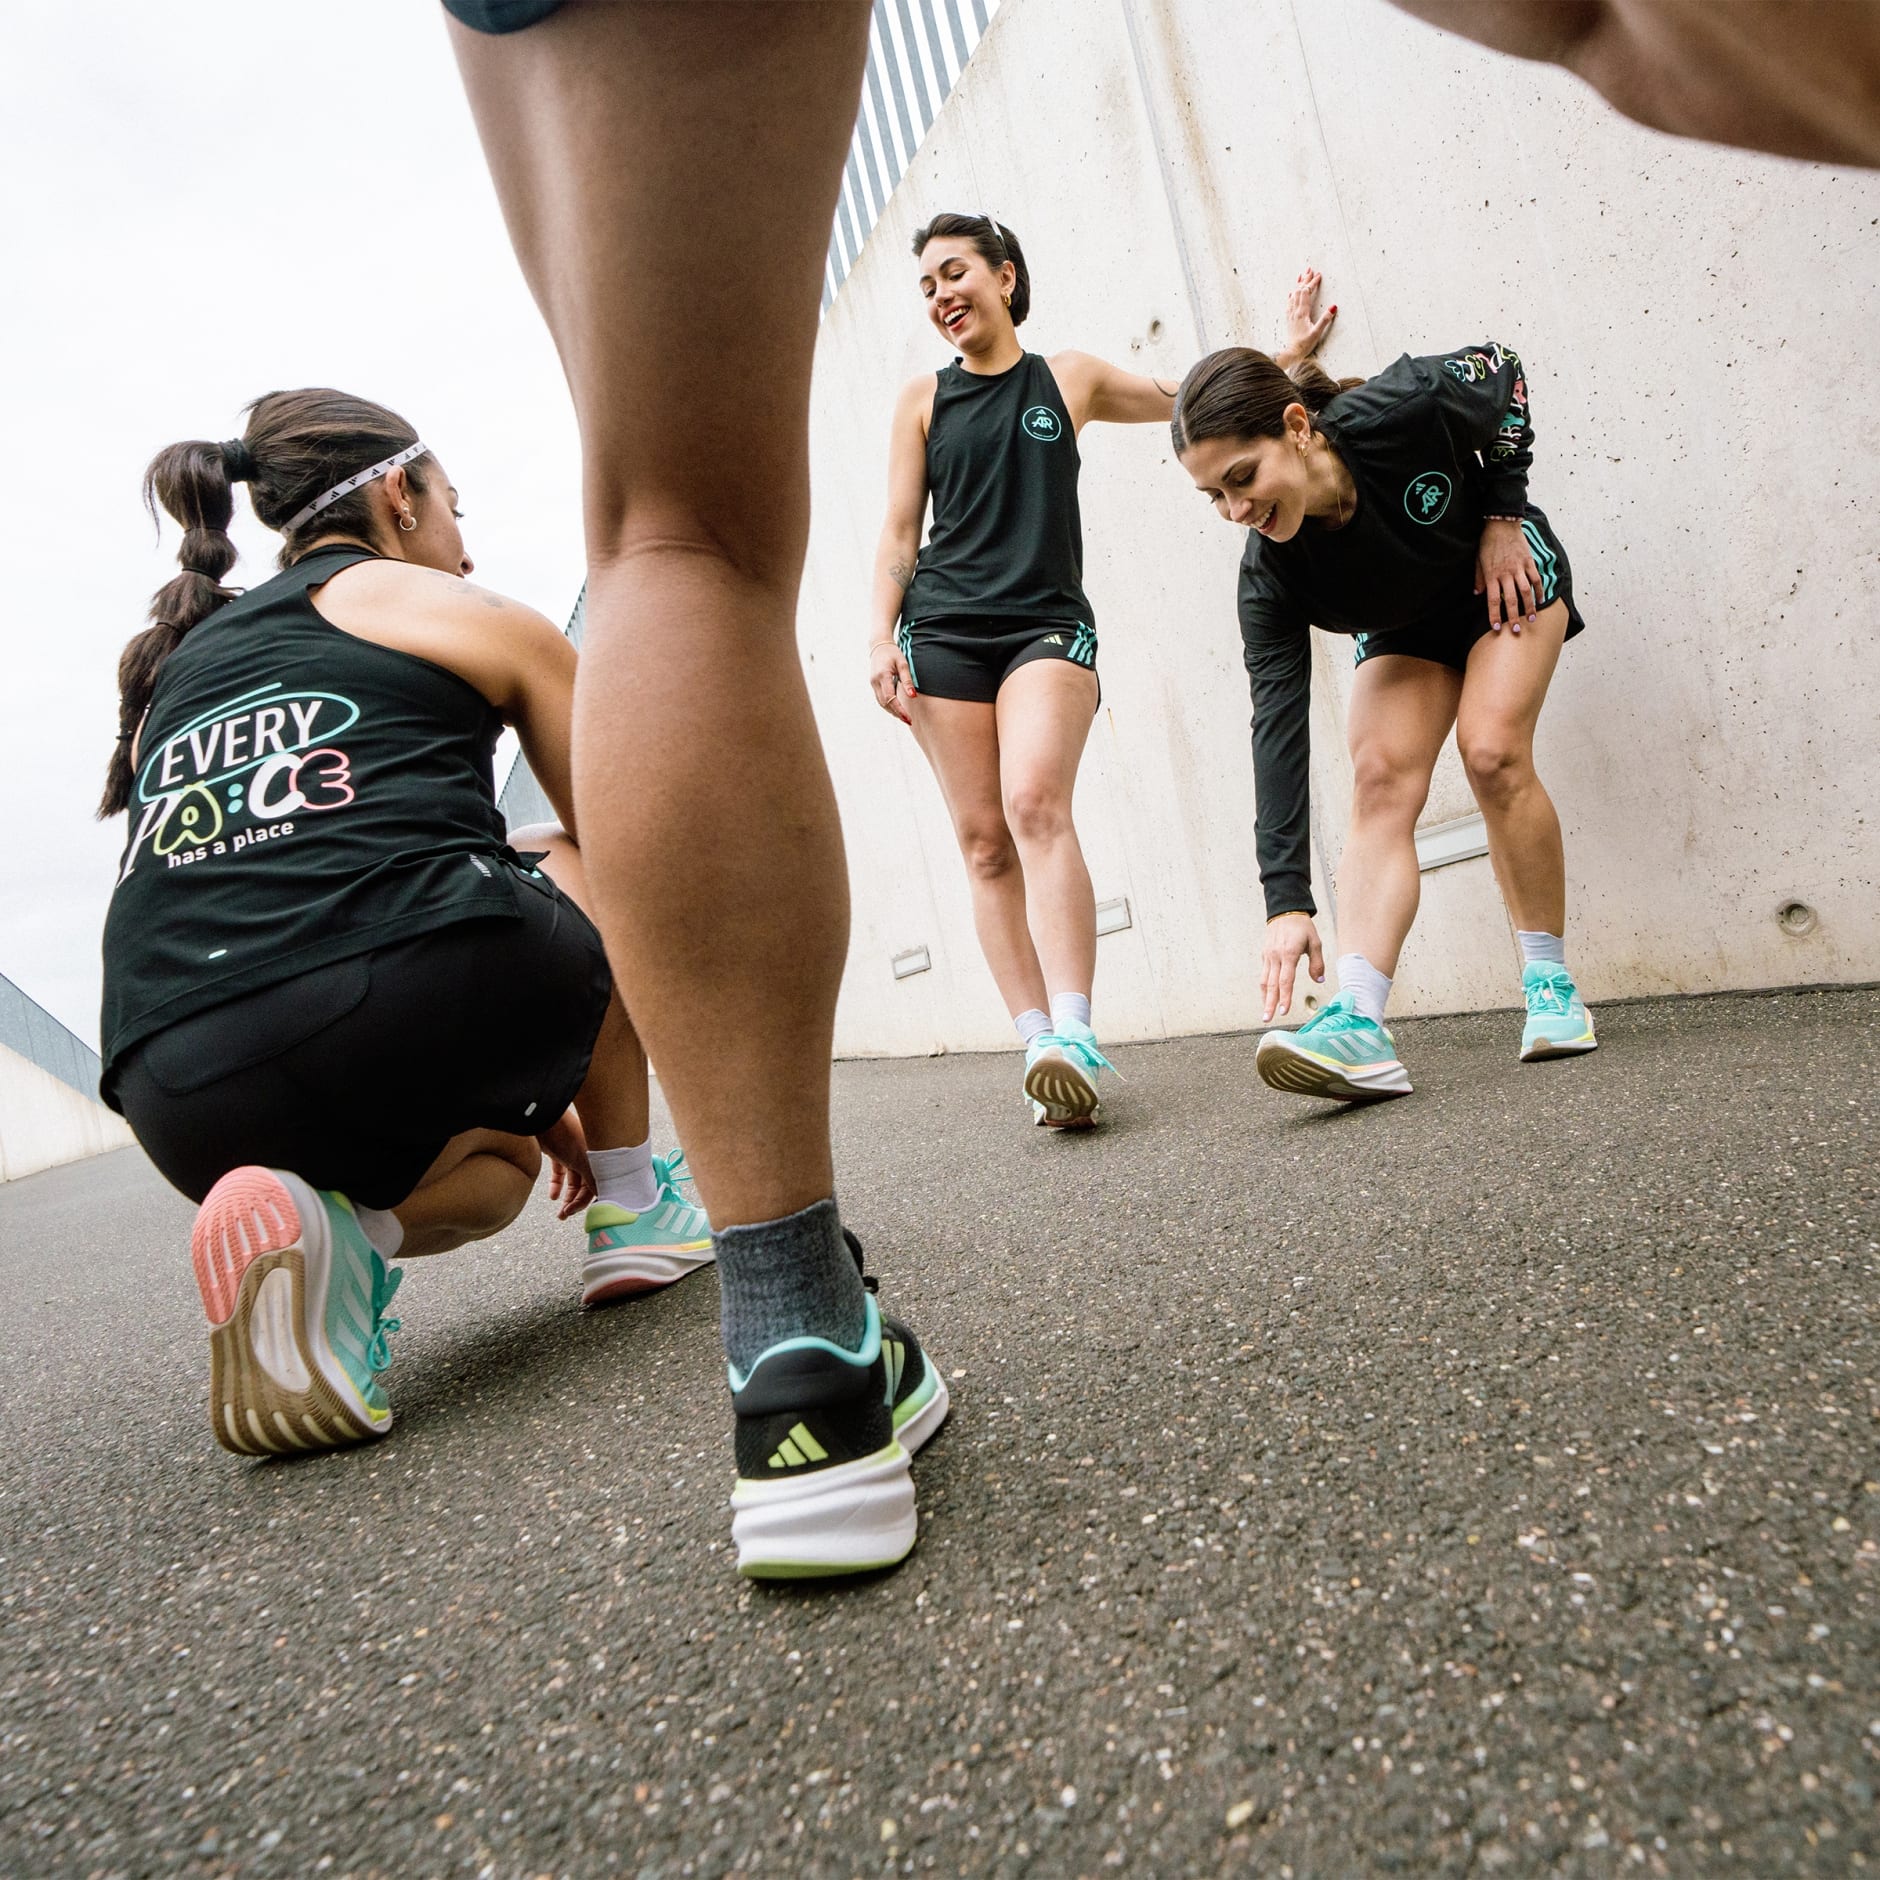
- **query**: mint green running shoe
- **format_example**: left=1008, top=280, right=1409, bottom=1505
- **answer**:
left=1519, top=963, right=1598, bottom=1061
left=1024, top=1019, right=1114, bottom=1128
left=1255, top=993, right=1412, bottom=1101
left=581, top=1148, right=714, bottom=1306
left=191, top=1166, right=404, bottom=1456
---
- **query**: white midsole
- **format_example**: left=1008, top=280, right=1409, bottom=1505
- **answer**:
left=582, top=1246, right=714, bottom=1292
left=1256, top=1030, right=1411, bottom=1094
left=731, top=1443, right=916, bottom=1572
left=257, top=1171, right=386, bottom=1433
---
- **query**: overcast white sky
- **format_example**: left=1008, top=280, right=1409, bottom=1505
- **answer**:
left=1, top=2, right=583, bottom=1044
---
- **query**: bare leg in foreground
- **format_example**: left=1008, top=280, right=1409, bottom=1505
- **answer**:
left=448, top=4, right=865, bottom=1236
left=448, top=2, right=948, bottom=1575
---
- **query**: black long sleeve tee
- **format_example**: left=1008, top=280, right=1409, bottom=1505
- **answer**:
left=1236, top=342, right=1534, bottom=917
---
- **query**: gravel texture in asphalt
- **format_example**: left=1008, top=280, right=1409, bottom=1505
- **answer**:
left=1, top=987, right=1875, bottom=1878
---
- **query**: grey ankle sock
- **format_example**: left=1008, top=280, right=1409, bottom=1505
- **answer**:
left=1014, top=1007, right=1052, bottom=1045
left=714, top=1196, right=869, bottom=1376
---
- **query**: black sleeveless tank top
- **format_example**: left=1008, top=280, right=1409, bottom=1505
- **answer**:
left=100, top=546, right=520, bottom=1078
left=900, top=351, right=1093, bottom=627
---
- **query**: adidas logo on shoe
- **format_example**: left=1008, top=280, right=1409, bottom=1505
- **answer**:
left=767, top=1421, right=831, bottom=1469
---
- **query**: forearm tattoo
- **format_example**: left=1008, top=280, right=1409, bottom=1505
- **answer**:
left=889, top=559, right=913, bottom=590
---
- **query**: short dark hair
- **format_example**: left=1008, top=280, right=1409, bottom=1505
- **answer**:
left=911, top=212, right=1031, bottom=326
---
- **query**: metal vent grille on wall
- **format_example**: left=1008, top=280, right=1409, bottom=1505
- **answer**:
left=825, top=0, right=998, bottom=308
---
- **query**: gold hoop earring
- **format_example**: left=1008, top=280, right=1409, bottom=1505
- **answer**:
left=1002, top=294, right=1011, bottom=309
left=398, top=511, right=417, bottom=532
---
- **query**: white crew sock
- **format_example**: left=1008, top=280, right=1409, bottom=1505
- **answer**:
left=1335, top=953, right=1392, bottom=1025
left=589, top=1139, right=659, bottom=1212
left=1517, top=930, right=1567, bottom=968
left=1014, top=1007, right=1052, bottom=1045
left=1050, top=991, right=1092, bottom=1034
left=353, top=1205, right=405, bottom=1259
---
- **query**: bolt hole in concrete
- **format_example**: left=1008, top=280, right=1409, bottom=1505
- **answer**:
left=1776, top=900, right=1819, bottom=937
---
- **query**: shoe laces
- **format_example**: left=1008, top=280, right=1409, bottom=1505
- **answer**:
left=1526, top=966, right=1574, bottom=1016
left=652, top=1147, right=696, bottom=1199
left=1054, top=1028, right=1120, bottom=1079
left=1298, top=995, right=1377, bottom=1036
left=364, top=1253, right=404, bottom=1374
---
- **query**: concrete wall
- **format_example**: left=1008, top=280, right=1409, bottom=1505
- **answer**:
left=803, top=0, right=1880, bottom=1057
left=0, top=1044, right=134, bottom=1184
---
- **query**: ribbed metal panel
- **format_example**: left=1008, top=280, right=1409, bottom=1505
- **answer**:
left=0, top=973, right=104, bottom=1103
left=824, top=0, right=999, bottom=309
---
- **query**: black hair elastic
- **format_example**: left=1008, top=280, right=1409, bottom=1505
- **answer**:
left=219, top=438, right=258, bottom=483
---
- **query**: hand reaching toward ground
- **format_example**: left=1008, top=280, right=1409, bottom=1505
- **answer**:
left=538, top=1107, right=596, bottom=1220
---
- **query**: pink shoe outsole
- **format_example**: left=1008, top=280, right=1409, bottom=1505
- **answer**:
left=192, top=1167, right=302, bottom=1327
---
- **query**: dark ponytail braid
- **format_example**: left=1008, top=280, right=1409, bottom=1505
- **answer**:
left=99, top=389, right=428, bottom=819
left=97, top=440, right=249, bottom=817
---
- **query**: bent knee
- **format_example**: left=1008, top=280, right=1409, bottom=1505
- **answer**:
left=958, top=821, right=1020, bottom=881
left=1348, top=747, right=1432, bottom=822
left=1002, top=785, right=1074, bottom=847
left=456, top=1129, right=542, bottom=1185
left=1459, top=737, right=1536, bottom=805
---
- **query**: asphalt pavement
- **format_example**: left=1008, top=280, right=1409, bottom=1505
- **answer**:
left=2, top=987, right=1875, bottom=1877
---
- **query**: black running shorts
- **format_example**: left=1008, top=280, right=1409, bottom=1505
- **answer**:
left=1352, top=506, right=1584, bottom=673
left=441, top=0, right=566, bottom=31
left=898, top=616, right=1099, bottom=705
left=113, top=863, right=612, bottom=1208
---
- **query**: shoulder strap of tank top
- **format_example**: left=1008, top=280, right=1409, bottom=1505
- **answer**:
left=277, top=543, right=384, bottom=595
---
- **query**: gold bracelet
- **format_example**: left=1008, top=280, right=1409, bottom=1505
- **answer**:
left=1266, top=910, right=1313, bottom=923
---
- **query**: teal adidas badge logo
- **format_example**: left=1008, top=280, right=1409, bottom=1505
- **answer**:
left=1021, top=405, right=1062, bottom=442
left=1404, top=471, right=1453, bottom=524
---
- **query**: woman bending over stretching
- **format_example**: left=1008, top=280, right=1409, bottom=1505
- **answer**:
left=1172, top=340, right=1598, bottom=1101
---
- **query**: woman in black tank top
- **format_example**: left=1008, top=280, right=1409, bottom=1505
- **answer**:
left=98, top=389, right=713, bottom=1463
left=867, top=217, right=1336, bottom=1129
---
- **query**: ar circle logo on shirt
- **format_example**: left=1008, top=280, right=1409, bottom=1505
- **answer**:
left=1404, top=470, right=1453, bottom=524
left=1021, top=405, right=1062, bottom=442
